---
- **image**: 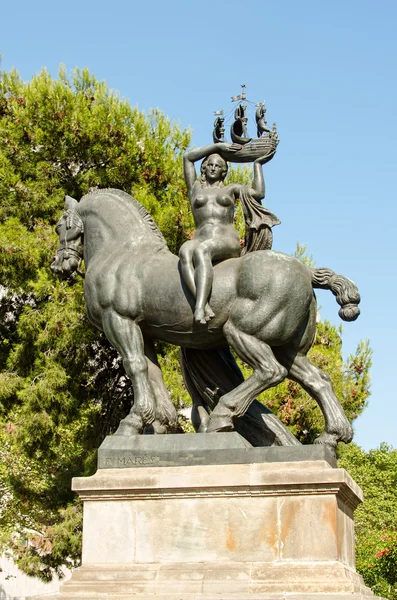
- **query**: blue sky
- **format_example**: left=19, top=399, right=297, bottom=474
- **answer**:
left=1, top=0, right=396, bottom=450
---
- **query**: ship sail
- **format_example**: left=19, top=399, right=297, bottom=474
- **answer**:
left=230, top=104, right=252, bottom=145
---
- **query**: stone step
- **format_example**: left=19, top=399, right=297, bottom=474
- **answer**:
left=32, top=594, right=383, bottom=600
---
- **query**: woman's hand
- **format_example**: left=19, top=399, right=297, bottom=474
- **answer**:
left=217, top=142, right=242, bottom=153
left=255, top=150, right=276, bottom=165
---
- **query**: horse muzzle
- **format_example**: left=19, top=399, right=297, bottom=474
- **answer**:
left=51, top=250, right=80, bottom=280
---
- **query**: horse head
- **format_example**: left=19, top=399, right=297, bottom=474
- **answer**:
left=51, top=195, right=84, bottom=280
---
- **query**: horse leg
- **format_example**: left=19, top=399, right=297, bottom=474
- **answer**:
left=144, top=340, right=178, bottom=433
left=277, top=351, right=353, bottom=449
left=207, top=321, right=287, bottom=432
left=102, top=310, right=155, bottom=435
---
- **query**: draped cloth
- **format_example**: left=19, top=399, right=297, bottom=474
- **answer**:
left=239, top=185, right=280, bottom=254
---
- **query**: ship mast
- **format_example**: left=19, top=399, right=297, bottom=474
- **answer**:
left=240, top=84, right=247, bottom=137
left=230, top=84, right=251, bottom=143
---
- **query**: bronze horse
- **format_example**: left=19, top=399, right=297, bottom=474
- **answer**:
left=52, top=189, right=360, bottom=449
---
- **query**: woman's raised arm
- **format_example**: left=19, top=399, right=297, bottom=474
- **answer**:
left=249, top=151, right=276, bottom=201
left=250, top=159, right=265, bottom=201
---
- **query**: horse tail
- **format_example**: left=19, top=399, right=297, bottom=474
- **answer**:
left=311, top=267, right=361, bottom=322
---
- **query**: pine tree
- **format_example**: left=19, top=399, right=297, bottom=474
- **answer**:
left=0, top=66, right=192, bottom=579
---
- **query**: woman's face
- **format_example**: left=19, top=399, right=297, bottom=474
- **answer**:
left=205, top=155, right=226, bottom=182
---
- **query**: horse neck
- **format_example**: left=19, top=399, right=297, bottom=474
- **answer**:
left=77, top=193, right=167, bottom=264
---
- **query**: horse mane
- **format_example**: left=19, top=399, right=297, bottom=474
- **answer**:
left=80, top=188, right=168, bottom=249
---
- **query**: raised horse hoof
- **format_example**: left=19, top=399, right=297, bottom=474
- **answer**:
left=207, top=412, right=235, bottom=433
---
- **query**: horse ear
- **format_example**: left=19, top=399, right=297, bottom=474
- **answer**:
left=65, top=195, right=78, bottom=210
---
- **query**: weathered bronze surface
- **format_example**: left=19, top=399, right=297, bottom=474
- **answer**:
left=52, top=186, right=360, bottom=452
left=180, top=142, right=279, bottom=324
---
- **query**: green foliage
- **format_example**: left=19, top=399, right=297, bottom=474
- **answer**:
left=0, top=65, right=192, bottom=579
left=157, top=344, right=191, bottom=411
left=0, top=504, right=82, bottom=582
left=0, top=66, right=192, bottom=255
left=339, top=444, right=397, bottom=599
left=294, top=242, right=315, bottom=268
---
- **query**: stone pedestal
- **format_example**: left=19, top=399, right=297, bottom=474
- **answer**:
left=36, top=434, right=384, bottom=599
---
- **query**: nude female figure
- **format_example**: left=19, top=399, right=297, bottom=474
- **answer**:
left=179, top=142, right=271, bottom=324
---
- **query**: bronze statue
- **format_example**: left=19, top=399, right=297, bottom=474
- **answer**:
left=51, top=88, right=361, bottom=452
left=179, top=88, right=281, bottom=324
left=52, top=189, right=360, bottom=451
left=179, top=142, right=278, bottom=324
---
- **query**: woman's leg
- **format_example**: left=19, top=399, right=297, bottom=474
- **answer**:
left=192, top=238, right=239, bottom=324
left=192, top=244, right=214, bottom=324
left=191, top=236, right=241, bottom=324
left=179, top=240, right=197, bottom=298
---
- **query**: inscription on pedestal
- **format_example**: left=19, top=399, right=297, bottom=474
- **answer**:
left=104, top=455, right=158, bottom=467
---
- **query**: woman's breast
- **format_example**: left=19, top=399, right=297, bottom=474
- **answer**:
left=193, top=194, right=208, bottom=208
left=192, top=190, right=235, bottom=210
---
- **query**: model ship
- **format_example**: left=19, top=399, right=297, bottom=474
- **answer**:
left=212, top=85, right=279, bottom=163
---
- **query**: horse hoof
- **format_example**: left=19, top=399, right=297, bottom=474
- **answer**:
left=341, top=424, right=353, bottom=444
left=314, top=432, right=338, bottom=451
left=207, top=413, right=235, bottom=433
left=114, top=422, right=140, bottom=435
left=114, top=415, right=143, bottom=435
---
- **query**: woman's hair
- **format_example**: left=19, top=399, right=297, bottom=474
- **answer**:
left=200, top=153, right=228, bottom=184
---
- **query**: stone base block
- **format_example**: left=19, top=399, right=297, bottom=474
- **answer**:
left=33, top=437, right=385, bottom=599
left=37, top=561, right=383, bottom=599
